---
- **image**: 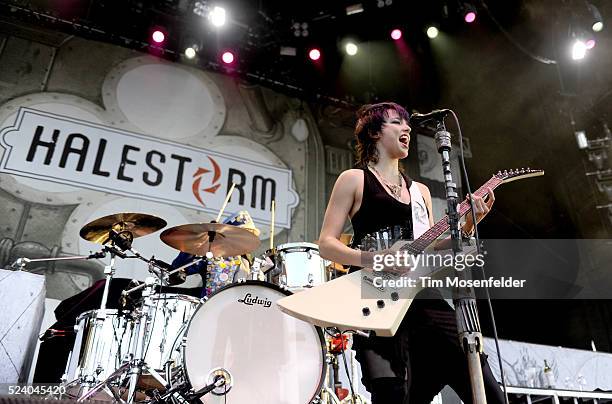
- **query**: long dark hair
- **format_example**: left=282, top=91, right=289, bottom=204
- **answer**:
left=354, top=102, right=410, bottom=168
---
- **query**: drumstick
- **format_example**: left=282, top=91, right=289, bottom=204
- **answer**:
left=270, top=200, right=275, bottom=250
left=216, top=182, right=236, bottom=222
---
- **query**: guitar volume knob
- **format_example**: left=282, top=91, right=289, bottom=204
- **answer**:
left=362, top=307, right=371, bottom=316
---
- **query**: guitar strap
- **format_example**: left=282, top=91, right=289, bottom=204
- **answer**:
left=409, top=181, right=429, bottom=239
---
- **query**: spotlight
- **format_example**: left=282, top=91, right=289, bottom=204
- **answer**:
left=592, top=21, right=604, bottom=32
left=308, top=48, right=321, bottom=61
left=221, top=51, right=235, bottom=64
left=391, top=29, right=402, bottom=40
left=185, top=47, right=197, bottom=59
left=586, top=39, right=596, bottom=49
left=210, top=6, right=226, bottom=27
left=345, top=42, right=358, bottom=56
left=463, top=3, right=477, bottom=23
left=426, top=26, right=439, bottom=39
left=571, top=40, right=587, bottom=60
left=586, top=3, right=604, bottom=32
left=152, top=29, right=165, bottom=44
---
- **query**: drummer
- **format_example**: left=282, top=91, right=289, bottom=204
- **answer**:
left=171, top=211, right=260, bottom=297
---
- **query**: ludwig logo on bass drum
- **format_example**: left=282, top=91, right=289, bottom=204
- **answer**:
left=238, top=293, right=272, bottom=308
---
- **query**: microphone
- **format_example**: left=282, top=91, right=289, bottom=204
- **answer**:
left=409, top=109, right=450, bottom=126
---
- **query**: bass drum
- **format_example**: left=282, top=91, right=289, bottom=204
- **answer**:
left=183, top=281, right=326, bottom=403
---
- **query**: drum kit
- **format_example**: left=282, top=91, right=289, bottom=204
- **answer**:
left=16, top=210, right=368, bottom=404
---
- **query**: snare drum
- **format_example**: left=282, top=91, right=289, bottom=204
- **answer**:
left=270, top=242, right=328, bottom=291
left=65, top=309, right=133, bottom=387
left=183, top=281, right=326, bottom=403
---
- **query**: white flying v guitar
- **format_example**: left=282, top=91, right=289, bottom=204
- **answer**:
left=277, top=168, right=544, bottom=337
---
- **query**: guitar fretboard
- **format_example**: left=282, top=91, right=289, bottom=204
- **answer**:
left=404, top=176, right=503, bottom=254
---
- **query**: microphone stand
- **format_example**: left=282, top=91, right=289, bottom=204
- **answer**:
left=433, top=118, right=487, bottom=404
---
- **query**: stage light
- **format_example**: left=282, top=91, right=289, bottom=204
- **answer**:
left=586, top=39, right=596, bottom=49
left=221, top=51, right=234, bottom=64
left=391, top=29, right=402, bottom=40
left=571, top=40, right=587, bottom=60
left=193, top=1, right=206, bottom=16
left=280, top=46, right=297, bottom=56
left=308, top=48, right=321, bottom=61
left=292, top=22, right=309, bottom=37
left=592, top=21, right=604, bottom=32
left=345, top=42, right=358, bottom=56
left=185, top=47, right=197, bottom=59
left=152, top=30, right=165, bottom=44
left=587, top=3, right=604, bottom=32
left=426, top=26, right=439, bottom=39
left=210, top=6, right=226, bottom=27
left=575, top=130, right=588, bottom=149
left=346, top=4, right=364, bottom=15
left=463, top=3, right=477, bottom=23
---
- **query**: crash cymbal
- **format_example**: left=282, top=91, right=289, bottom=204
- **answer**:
left=160, top=222, right=261, bottom=257
left=80, top=213, right=167, bottom=244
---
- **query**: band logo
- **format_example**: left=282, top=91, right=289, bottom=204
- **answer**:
left=192, top=156, right=222, bottom=207
left=0, top=108, right=299, bottom=228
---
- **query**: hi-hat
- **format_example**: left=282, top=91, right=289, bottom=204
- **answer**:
left=160, top=222, right=260, bottom=257
left=80, top=213, right=167, bottom=244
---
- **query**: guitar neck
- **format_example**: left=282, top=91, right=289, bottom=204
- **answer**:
left=406, top=176, right=503, bottom=254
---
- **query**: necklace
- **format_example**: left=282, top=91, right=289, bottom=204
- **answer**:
left=369, top=164, right=403, bottom=199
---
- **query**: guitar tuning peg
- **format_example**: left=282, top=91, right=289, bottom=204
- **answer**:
left=496, top=171, right=501, bottom=176
left=526, top=167, right=530, bottom=171
left=503, top=170, right=508, bottom=175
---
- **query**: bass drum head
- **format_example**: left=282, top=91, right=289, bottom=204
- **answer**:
left=184, top=281, right=325, bottom=403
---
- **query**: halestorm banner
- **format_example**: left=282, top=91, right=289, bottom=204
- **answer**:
left=0, top=108, right=299, bottom=228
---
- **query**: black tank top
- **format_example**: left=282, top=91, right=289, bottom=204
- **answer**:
left=351, top=167, right=413, bottom=251
left=349, top=167, right=453, bottom=385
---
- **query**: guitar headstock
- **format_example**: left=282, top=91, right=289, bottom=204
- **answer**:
left=494, top=168, right=544, bottom=184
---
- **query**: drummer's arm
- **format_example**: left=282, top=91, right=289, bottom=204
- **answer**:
left=319, top=170, right=363, bottom=268
left=172, top=252, right=205, bottom=275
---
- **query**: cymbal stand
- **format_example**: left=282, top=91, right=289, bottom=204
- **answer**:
left=124, top=277, right=167, bottom=404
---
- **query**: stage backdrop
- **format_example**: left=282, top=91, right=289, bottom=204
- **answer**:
left=0, top=35, right=325, bottom=300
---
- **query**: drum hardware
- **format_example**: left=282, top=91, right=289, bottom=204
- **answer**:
left=319, top=329, right=370, bottom=404
left=76, top=277, right=173, bottom=403
left=184, top=368, right=232, bottom=401
left=250, top=255, right=275, bottom=280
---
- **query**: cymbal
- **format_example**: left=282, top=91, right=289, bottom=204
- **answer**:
left=80, top=213, right=167, bottom=244
left=160, top=222, right=261, bottom=257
